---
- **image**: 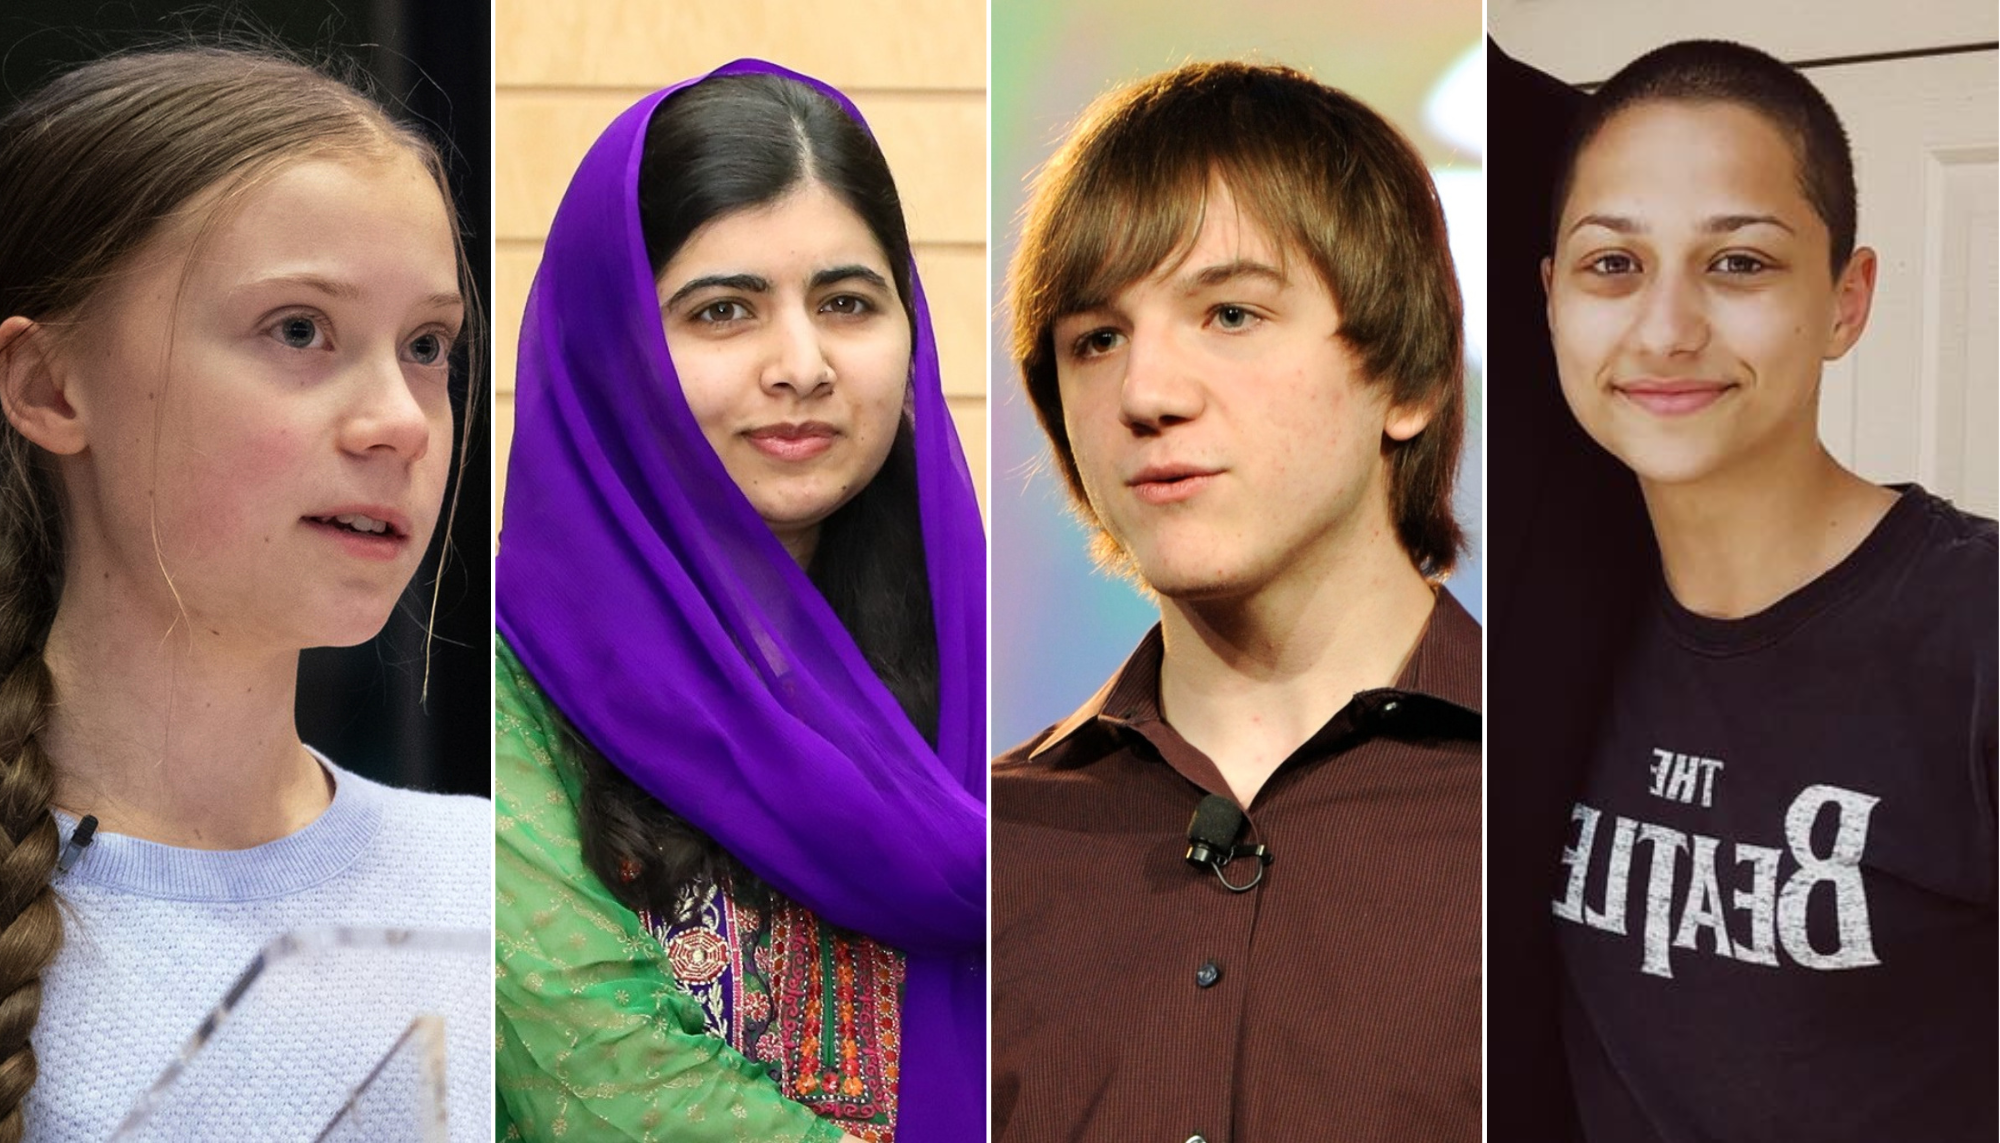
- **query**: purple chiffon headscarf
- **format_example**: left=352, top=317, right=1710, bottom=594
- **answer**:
left=495, top=59, right=985, bottom=1139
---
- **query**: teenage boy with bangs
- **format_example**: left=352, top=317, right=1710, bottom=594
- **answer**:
left=992, top=62, right=1479, bottom=1143
left=1521, top=40, right=1995, bottom=1141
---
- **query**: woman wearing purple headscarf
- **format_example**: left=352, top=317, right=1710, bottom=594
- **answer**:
left=494, top=61, right=986, bottom=1143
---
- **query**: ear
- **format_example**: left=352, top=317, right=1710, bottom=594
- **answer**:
left=1384, top=395, right=1434, bottom=443
left=1824, top=246, right=1877, bottom=361
left=0, top=316, right=87, bottom=455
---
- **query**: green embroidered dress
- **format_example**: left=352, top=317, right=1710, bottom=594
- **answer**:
left=496, top=643, right=903, bottom=1142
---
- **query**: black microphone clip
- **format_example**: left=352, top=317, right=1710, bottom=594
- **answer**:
left=1184, top=795, right=1273, bottom=893
left=57, top=814, right=97, bottom=875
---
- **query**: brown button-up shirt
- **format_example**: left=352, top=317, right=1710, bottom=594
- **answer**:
left=992, top=592, right=1481, bottom=1143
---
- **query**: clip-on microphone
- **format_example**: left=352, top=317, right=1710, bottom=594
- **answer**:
left=1184, top=795, right=1272, bottom=893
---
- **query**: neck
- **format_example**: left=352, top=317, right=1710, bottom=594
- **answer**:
left=1157, top=522, right=1437, bottom=807
left=1641, top=440, right=1895, bottom=619
left=40, top=597, right=322, bottom=850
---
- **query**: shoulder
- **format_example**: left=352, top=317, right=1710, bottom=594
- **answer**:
left=992, top=727, right=1060, bottom=774
left=1904, top=489, right=1996, bottom=571
left=353, top=773, right=492, bottom=845
left=329, top=764, right=490, bottom=866
left=1877, top=490, right=1996, bottom=636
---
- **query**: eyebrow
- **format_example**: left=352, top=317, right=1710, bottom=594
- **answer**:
left=1566, top=213, right=1796, bottom=238
left=243, top=273, right=462, bottom=311
left=662, top=265, right=894, bottom=312
left=662, top=273, right=769, bottom=310
left=811, top=264, right=890, bottom=292
left=1179, top=259, right=1288, bottom=293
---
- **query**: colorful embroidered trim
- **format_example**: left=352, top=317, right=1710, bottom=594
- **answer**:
left=652, top=885, right=904, bottom=1141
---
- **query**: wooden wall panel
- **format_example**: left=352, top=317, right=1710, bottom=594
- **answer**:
left=496, top=93, right=984, bottom=245
left=496, top=0, right=983, bottom=91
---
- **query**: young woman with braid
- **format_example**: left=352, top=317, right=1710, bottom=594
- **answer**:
left=0, top=47, right=488, bottom=1139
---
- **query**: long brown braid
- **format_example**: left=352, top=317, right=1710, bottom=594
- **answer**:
left=0, top=46, right=480, bottom=1134
left=0, top=418, right=63, bottom=1142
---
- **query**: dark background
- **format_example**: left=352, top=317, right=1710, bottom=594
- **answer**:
left=0, top=1, right=492, bottom=798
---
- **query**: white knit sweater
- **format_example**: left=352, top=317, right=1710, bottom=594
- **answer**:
left=25, top=757, right=490, bottom=1141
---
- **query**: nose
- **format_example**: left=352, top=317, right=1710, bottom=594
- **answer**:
left=1629, top=267, right=1710, bottom=359
left=339, top=348, right=435, bottom=462
left=760, top=307, right=834, bottom=398
left=1118, top=322, right=1204, bottom=433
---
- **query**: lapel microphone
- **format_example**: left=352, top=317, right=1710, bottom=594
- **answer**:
left=57, top=814, right=98, bottom=875
left=1185, top=795, right=1273, bottom=893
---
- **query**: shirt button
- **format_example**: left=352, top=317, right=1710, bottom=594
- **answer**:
left=1186, top=1135, right=1208, bottom=1143
left=1195, top=960, right=1221, bottom=988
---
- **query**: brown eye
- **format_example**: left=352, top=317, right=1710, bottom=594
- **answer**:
left=1712, top=253, right=1769, bottom=275
left=1587, top=253, right=1639, bottom=275
left=696, top=300, right=751, bottom=324
left=821, top=294, right=872, bottom=316
left=1072, top=328, right=1122, bottom=358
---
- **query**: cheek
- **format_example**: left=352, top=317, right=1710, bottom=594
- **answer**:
left=157, top=423, right=306, bottom=557
left=1548, top=291, right=1617, bottom=399
left=1055, top=376, right=1118, bottom=489
left=1714, top=294, right=1820, bottom=376
left=848, top=348, right=909, bottom=436
left=665, top=341, right=749, bottom=448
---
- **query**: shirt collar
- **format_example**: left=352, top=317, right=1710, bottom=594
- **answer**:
left=1029, top=588, right=1482, bottom=761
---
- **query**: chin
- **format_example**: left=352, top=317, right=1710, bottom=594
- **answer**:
left=301, top=600, right=405, bottom=649
left=1603, top=441, right=1731, bottom=488
left=1113, top=542, right=1261, bottom=603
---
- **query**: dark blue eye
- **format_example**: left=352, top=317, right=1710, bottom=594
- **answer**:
left=408, top=333, right=445, bottom=366
left=275, top=315, right=322, bottom=349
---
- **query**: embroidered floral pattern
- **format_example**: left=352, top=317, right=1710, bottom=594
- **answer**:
left=650, top=887, right=903, bottom=1141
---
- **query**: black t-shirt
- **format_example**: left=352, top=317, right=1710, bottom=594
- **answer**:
left=1555, top=487, right=1997, bottom=1142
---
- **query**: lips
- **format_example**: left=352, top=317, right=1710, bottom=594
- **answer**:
left=1614, top=379, right=1735, bottom=416
left=303, top=506, right=413, bottom=562
left=744, top=421, right=838, bottom=462
left=1126, top=463, right=1222, bottom=506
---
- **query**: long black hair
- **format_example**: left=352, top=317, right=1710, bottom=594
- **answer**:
left=576, top=73, right=939, bottom=922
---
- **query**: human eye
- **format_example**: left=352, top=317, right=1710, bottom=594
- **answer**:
left=404, top=328, right=455, bottom=368
left=267, top=311, right=330, bottom=351
left=1209, top=304, right=1263, bottom=333
left=691, top=299, right=752, bottom=325
left=820, top=294, right=875, bottom=317
left=1583, top=252, right=1640, bottom=276
left=1710, top=251, right=1771, bottom=276
left=1067, top=327, right=1123, bottom=360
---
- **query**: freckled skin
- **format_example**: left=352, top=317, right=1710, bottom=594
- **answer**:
left=1544, top=101, right=1873, bottom=490
left=656, top=183, right=912, bottom=563
left=52, top=153, right=462, bottom=651
left=1053, top=183, right=1424, bottom=603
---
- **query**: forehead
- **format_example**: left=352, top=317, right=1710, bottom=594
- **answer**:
left=1065, top=177, right=1305, bottom=310
left=1145, top=183, right=1287, bottom=282
left=183, top=152, right=459, bottom=296
left=1565, top=100, right=1814, bottom=227
left=663, top=182, right=891, bottom=275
